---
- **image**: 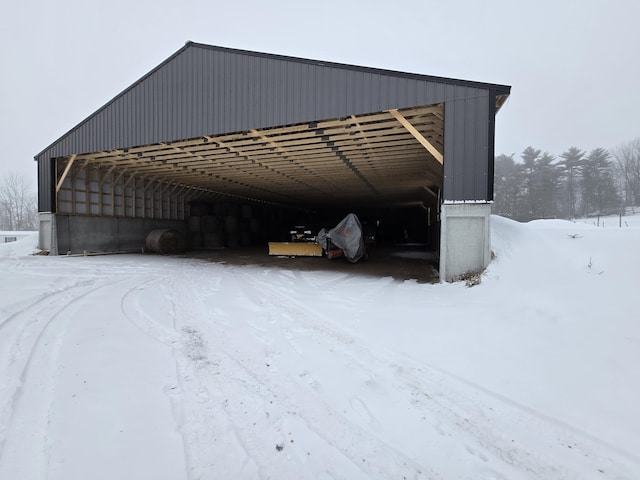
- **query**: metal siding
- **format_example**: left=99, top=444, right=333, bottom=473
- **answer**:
left=465, top=93, right=479, bottom=199
left=442, top=89, right=491, bottom=201
left=474, top=92, right=490, bottom=200
left=486, top=90, right=497, bottom=201
left=37, top=158, right=49, bottom=212
left=453, top=98, right=467, bottom=199
left=36, top=43, right=508, bottom=205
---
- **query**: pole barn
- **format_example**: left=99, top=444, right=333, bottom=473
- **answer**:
left=34, top=42, right=510, bottom=281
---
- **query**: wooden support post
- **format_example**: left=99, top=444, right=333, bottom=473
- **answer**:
left=85, top=166, right=90, bottom=215
left=141, top=178, right=147, bottom=219
left=388, top=109, right=444, bottom=164
left=166, top=183, right=180, bottom=220
left=175, top=185, right=187, bottom=219
left=111, top=173, right=115, bottom=216
left=153, top=180, right=167, bottom=218
left=131, top=176, right=136, bottom=218
left=71, top=164, right=76, bottom=215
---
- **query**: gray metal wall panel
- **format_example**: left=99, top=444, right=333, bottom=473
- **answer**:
left=443, top=89, right=491, bottom=201
left=38, top=158, right=52, bottom=212
left=36, top=43, right=508, bottom=209
left=36, top=46, right=463, bottom=160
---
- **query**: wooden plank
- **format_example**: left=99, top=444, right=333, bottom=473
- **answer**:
left=388, top=109, right=444, bottom=164
left=56, top=154, right=77, bottom=193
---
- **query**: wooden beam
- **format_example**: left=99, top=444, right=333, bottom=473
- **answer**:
left=56, top=154, right=77, bottom=193
left=388, top=109, right=443, bottom=164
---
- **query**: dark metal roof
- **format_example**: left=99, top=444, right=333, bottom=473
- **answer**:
left=36, top=42, right=511, bottom=211
left=35, top=42, right=509, bottom=161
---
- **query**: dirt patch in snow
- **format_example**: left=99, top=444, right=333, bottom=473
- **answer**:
left=181, top=245, right=438, bottom=283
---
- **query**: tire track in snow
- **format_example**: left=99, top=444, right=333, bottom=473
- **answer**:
left=235, top=269, right=640, bottom=479
left=0, top=276, right=129, bottom=479
left=0, top=277, right=98, bottom=332
left=120, top=277, right=181, bottom=346
left=167, top=266, right=439, bottom=479
left=153, top=266, right=338, bottom=478
left=416, top=358, right=640, bottom=470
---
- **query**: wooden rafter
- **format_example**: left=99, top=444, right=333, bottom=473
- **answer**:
left=56, top=154, right=77, bottom=193
left=387, top=109, right=443, bottom=164
left=63, top=104, right=445, bottom=208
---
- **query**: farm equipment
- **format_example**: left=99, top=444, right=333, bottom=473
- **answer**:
left=317, top=213, right=366, bottom=263
left=267, top=225, right=323, bottom=257
left=268, top=213, right=366, bottom=262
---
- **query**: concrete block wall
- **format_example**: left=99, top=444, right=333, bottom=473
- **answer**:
left=39, top=213, right=187, bottom=255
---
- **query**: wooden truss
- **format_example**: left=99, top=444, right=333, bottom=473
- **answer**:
left=55, top=104, right=444, bottom=216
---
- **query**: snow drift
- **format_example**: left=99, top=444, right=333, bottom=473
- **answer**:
left=0, top=215, right=639, bottom=479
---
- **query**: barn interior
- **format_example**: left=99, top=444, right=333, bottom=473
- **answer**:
left=52, top=103, right=445, bottom=268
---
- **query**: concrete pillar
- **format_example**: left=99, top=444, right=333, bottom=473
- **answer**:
left=38, top=212, right=58, bottom=255
left=439, top=203, right=491, bottom=282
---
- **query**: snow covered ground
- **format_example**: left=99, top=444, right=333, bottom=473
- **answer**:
left=1, top=213, right=639, bottom=480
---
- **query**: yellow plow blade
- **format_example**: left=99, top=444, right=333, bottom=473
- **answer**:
left=268, top=242, right=323, bottom=257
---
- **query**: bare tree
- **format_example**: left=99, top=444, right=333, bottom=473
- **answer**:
left=0, top=172, right=38, bottom=231
left=613, top=138, right=640, bottom=207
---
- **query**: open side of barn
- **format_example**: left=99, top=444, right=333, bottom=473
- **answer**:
left=34, top=42, right=510, bottom=281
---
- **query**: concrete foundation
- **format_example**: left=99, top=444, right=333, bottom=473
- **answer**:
left=439, top=203, right=491, bottom=282
left=38, top=212, right=57, bottom=254
left=39, top=214, right=187, bottom=255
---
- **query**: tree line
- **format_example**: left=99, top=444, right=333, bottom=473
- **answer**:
left=0, top=172, right=38, bottom=231
left=493, top=137, right=640, bottom=221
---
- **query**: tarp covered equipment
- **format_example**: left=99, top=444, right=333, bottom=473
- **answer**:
left=317, top=213, right=365, bottom=263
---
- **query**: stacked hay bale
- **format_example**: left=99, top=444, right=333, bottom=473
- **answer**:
left=188, top=201, right=265, bottom=249
left=188, top=202, right=208, bottom=249
left=203, top=214, right=225, bottom=249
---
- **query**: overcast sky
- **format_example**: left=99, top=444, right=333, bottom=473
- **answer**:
left=1, top=0, right=638, bottom=188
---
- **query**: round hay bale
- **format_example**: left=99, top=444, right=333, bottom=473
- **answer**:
left=240, top=231, right=252, bottom=246
left=249, top=218, right=261, bottom=233
left=190, top=232, right=204, bottom=249
left=145, top=229, right=187, bottom=254
left=225, top=233, right=239, bottom=249
left=188, top=216, right=201, bottom=233
left=239, top=218, right=250, bottom=233
left=202, top=215, right=223, bottom=233
left=224, top=215, right=238, bottom=234
left=204, top=232, right=225, bottom=249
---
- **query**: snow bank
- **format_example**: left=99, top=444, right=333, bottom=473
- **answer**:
left=0, top=231, right=39, bottom=257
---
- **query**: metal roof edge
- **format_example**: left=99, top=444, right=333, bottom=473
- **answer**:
left=187, top=41, right=512, bottom=94
left=34, top=42, right=193, bottom=161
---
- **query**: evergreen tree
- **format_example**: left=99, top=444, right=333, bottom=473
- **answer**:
left=535, top=152, right=561, bottom=219
left=493, top=154, right=522, bottom=219
left=558, top=147, right=585, bottom=218
left=520, top=147, right=541, bottom=220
